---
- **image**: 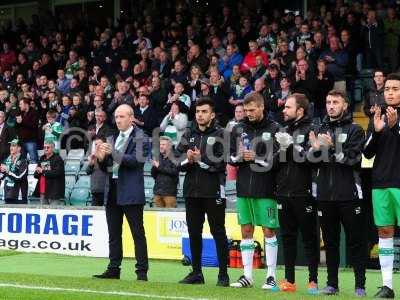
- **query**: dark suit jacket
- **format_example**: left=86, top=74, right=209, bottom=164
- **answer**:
left=100, top=126, right=149, bottom=205
left=0, top=125, right=16, bottom=162
left=134, top=106, right=158, bottom=137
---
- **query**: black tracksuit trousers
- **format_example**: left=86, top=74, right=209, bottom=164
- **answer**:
left=278, top=196, right=320, bottom=284
left=185, top=197, right=228, bottom=275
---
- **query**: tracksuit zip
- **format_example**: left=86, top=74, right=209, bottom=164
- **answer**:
left=248, top=128, right=256, bottom=195
left=195, top=134, right=204, bottom=198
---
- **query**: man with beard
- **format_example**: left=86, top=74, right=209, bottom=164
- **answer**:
left=275, top=93, right=319, bottom=294
left=308, top=90, right=366, bottom=297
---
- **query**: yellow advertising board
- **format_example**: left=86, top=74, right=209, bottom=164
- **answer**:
left=122, top=211, right=264, bottom=260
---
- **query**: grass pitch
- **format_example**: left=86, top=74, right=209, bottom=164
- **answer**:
left=0, top=250, right=397, bottom=299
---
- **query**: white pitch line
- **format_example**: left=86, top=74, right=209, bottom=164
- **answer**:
left=0, top=283, right=213, bottom=300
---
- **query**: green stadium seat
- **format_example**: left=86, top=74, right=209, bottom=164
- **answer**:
left=67, top=149, right=85, bottom=160
left=75, top=175, right=91, bottom=189
left=144, top=176, right=155, bottom=189
left=65, top=161, right=81, bottom=175
left=69, top=188, right=91, bottom=206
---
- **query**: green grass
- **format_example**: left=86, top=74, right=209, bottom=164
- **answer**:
left=0, top=251, right=397, bottom=300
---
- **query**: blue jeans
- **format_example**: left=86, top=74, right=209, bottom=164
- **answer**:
left=23, top=142, right=38, bottom=163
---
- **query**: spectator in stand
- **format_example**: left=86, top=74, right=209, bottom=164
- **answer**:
left=208, top=70, right=232, bottom=126
left=151, top=136, right=179, bottom=208
left=249, top=55, right=267, bottom=84
left=229, top=75, right=252, bottom=106
left=0, top=111, right=16, bottom=162
left=169, top=60, right=187, bottom=87
left=225, top=103, right=245, bottom=132
left=34, top=139, right=65, bottom=205
left=166, top=82, right=191, bottom=114
left=364, top=70, right=385, bottom=118
left=241, top=41, right=269, bottom=73
left=0, top=138, right=28, bottom=204
left=218, top=44, right=243, bottom=80
left=275, top=40, right=295, bottom=75
left=133, top=94, right=158, bottom=137
left=0, top=43, right=16, bottom=71
left=272, top=76, right=292, bottom=124
left=265, top=64, right=282, bottom=95
left=152, top=50, right=172, bottom=79
left=314, top=59, right=335, bottom=122
left=87, top=136, right=107, bottom=206
left=320, top=36, right=348, bottom=92
left=362, top=10, right=385, bottom=69
left=291, top=59, right=317, bottom=104
left=160, top=101, right=188, bottom=145
left=384, top=7, right=400, bottom=72
left=15, top=98, right=39, bottom=163
left=42, top=110, right=63, bottom=153
left=187, top=44, right=209, bottom=73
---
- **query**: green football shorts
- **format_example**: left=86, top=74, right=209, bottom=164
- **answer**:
left=372, top=188, right=400, bottom=227
left=236, top=197, right=279, bottom=229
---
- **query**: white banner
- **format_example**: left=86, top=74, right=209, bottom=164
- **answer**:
left=0, top=207, right=108, bottom=257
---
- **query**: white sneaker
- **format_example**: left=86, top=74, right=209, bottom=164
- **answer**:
left=230, top=275, right=253, bottom=288
left=261, top=276, right=279, bottom=291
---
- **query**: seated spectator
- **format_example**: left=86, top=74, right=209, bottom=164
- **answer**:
left=87, top=136, right=107, bottom=206
left=0, top=138, right=28, bottom=204
left=169, top=60, right=187, bottom=88
left=152, top=50, right=172, bottom=79
left=187, top=44, right=209, bottom=73
left=151, top=136, right=179, bottom=208
left=226, top=103, right=245, bottom=132
left=218, top=44, right=243, bottom=80
left=265, top=63, right=282, bottom=94
left=57, top=95, right=72, bottom=127
left=229, top=75, right=252, bottom=106
left=240, top=40, right=269, bottom=73
left=160, top=101, right=188, bottom=145
left=34, top=140, right=65, bottom=206
left=275, top=39, right=295, bottom=75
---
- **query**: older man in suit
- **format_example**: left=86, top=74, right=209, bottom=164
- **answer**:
left=93, top=104, right=149, bottom=281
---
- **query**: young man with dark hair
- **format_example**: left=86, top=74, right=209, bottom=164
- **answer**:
left=364, top=73, right=400, bottom=298
left=276, top=93, right=319, bottom=294
left=229, top=92, right=281, bottom=290
left=364, top=69, right=386, bottom=117
left=309, top=89, right=367, bottom=297
left=176, top=97, right=229, bottom=287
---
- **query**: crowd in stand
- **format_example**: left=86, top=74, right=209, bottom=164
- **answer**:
left=0, top=0, right=398, bottom=205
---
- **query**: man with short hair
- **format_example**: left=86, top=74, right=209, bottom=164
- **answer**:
left=364, top=73, right=400, bottom=298
left=176, top=97, right=229, bottom=287
left=275, top=93, right=319, bottom=294
left=34, top=140, right=65, bottom=206
left=133, top=95, right=158, bottom=137
left=229, top=92, right=280, bottom=290
left=309, top=90, right=366, bottom=297
left=364, top=70, right=385, bottom=117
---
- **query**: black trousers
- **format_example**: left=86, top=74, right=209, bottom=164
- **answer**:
left=106, top=179, right=148, bottom=276
left=278, top=196, right=319, bottom=284
left=92, top=192, right=104, bottom=206
left=318, top=200, right=367, bottom=289
left=185, top=197, right=228, bottom=275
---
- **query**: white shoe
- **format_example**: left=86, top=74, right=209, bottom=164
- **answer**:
left=230, top=275, right=253, bottom=288
left=261, top=276, right=279, bottom=291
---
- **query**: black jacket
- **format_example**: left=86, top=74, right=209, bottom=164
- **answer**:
left=230, top=116, right=280, bottom=198
left=0, top=155, right=28, bottom=200
left=309, top=113, right=364, bottom=201
left=364, top=109, right=400, bottom=188
left=0, top=125, right=16, bottom=162
left=151, top=155, right=179, bottom=196
left=363, top=87, right=385, bottom=117
left=276, top=116, right=313, bottom=198
left=175, top=120, right=226, bottom=198
left=34, top=153, right=65, bottom=200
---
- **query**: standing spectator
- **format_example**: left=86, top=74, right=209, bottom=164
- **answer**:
left=34, top=140, right=65, bottom=205
left=64, top=50, right=79, bottom=79
left=308, top=90, right=366, bottom=297
left=363, top=73, right=400, bottom=299
left=229, top=75, right=252, bottom=106
left=133, top=94, right=158, bottom=137
left=176, top=98, right=229, bottom=286
left=165, top=82, right=191, bottom=113
left=362, top=10, right=385, bottom=69
left=42, top=110, right=63, bottom=153
left=314, top=59, right=335, bottom=122
left=229, top=92, right=280, bottom=290
left=225, top=103, right=245, bottom=132
left=276, top=94, right=319, bottom=294
left=15, top=98, right=39, bottom=163
left=93, top=104, right=149, bottom=281
left=0, top=139, right=28, bottom=204
left=320, top=36, right=348, bottom=92
left=151, top=50, right=172, bottom=79
left=0, top=42, right=16, bottom=71
left=160, top=102, right=188, bottom=145
left=86, top=136, right=107, bottom=206
left=218, top=44, right=243, bottom=80
left=384, top=8, right=400, bottom=72
left=149, top=76, right=168, bottom=122
left=275, top=40, right=295, bottom=75
left=272, top=77, right=292, bottom=124
left=187, top=45, right=209, bottom=73
left=364, top=70, right=386, bottom=118
left=151, top=136, right=179, bottom=208
left=56, top=69, right=70, bottom=95
left=0, top=111, right=16, bottom=162
left=291, top=59, right=317, bottom=102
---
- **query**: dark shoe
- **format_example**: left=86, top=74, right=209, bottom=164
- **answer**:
left=137, top=273, right=148, bottom=281
left=179, top=271, right=204, bottom=284
left=321, top=285, right=339, bottom=295
left=216, top=274, right=230, bottom=287
left=93, top=269, right=120, bottom=279
left=374, top=286, right=395, bottom=299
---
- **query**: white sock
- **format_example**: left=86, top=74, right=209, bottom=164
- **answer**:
left=265, top=236, right=278, bottom=279
left=379, top=238, right=394, bottom=289
left=240, top=239, right=255, bottom=280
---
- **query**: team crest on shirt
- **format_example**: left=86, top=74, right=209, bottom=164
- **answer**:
left=296, top=134, right=305, bottom=144
left=189, top=137, right=195, bottom=143
left=262, top=132, right=271, bottom=141
left=207, top=137, right=216, bottom=145
left=338, top=133, right=347, bottom=143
